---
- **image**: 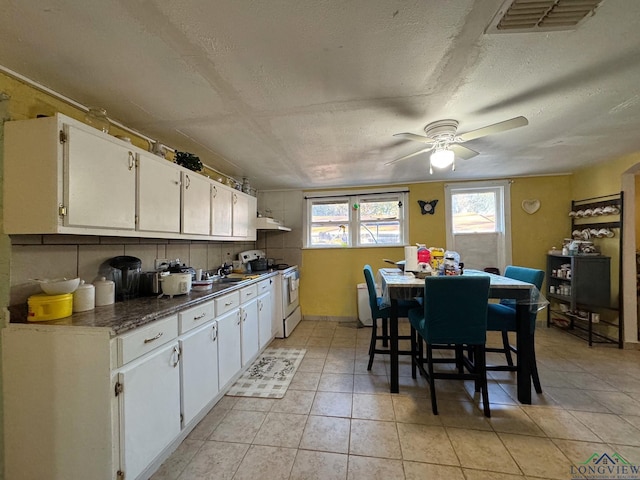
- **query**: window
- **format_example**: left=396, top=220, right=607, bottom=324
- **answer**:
left=305, top=189, right=408, bottom=248
left=451, top=189, right=501, bottom=233
left=444, top=180, right=512, bottom=271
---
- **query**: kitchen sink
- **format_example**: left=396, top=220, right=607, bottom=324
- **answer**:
left=215, top=277, right=244, bottom=283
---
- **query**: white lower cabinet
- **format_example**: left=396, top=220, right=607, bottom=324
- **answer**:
left=240, top=285, right=259, bottom=366
left=117, top=341, right=181, bottom=480
left=1, top=276, right=279, bottom=480
left=257, top=279, right=274, bottom=349
left=217, top=307, right=242, bottom=389
left=179, top=321, right=219, bottom=426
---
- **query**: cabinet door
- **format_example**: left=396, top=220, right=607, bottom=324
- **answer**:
left=180, top=321, right=219, bottom=426
left=211, top=183, right=233, bottom=236
left=235, top=192, right=257, bottom=239
left=217, top=308, right=242, bottom=389
left=64, top=124, right=136, bottom=229
left=241, top=298, right=259, bottom=366
left=182, top=171, right=212, bottom=235
left=137, top=152, right=181, bottom=233
left=118, top=342, right=181, bottom=480
left=271, top=279, right=281, bottom=339
left=258, top=292, right=273, bottom=349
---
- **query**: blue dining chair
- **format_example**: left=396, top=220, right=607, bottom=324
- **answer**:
left=486, top=265, right=544, bottom=394
left=363, top=265, right=418, bottom=370
left=408, top=276, right=492, bottom=417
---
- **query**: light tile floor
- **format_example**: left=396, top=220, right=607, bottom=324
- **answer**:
left=152, top=319, right=640, bottom=480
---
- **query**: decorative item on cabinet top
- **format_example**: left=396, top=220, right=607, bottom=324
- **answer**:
left=174, top=151, right=203, bottom=172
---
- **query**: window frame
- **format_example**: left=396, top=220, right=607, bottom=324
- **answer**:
left=444, top=180, right=512, bottom=270
left=304, top=188, right=408, bottom=248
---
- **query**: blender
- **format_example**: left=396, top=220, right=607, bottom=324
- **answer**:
left=108, top=256, right=142, bottom=301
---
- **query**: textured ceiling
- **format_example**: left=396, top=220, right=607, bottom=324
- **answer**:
left=1, top=0, right=640, bottom=190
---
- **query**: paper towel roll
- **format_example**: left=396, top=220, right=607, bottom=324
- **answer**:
left=404, top=246, right=418, bottom=272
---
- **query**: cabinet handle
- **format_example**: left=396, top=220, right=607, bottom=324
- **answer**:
left=245, top=292, right=253, bottom=297
left=185, top=175, right=191, bottom=189
left=233, top=193, right=238, bottom=204
left=193, top=312, right=206, bottom=321
left=172, top=345, right=180, bottom=368
left=143, top=332, right=163, bottom=344
left=225, top=301, right=233, bottom=306
left=236, top=311, right=241, bottom=325
left=212, top=186, right=217, bottom=198
left=128, top=151, right=135, bottom=171
left=211, top=325, right=217, bottom=342
left=259, top=300, right=263, bottom=311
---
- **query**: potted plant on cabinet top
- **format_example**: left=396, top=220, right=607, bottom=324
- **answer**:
left=174, top=151, right=203, bottom=172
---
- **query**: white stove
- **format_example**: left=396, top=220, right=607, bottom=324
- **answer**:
left=238, top=250, right=301, bottom=338
left=274, top=265, right=301, bottom=338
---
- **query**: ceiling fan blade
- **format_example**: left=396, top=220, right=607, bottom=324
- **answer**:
left=450, top=144, right=479, bottom=160
left=392, top=132, right=436, bottom=144
left=457, top=116, right=528, bottom=142
left=384, top=146, right=434, bottom=165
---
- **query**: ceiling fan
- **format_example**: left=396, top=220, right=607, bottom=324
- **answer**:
left=386, top=116, right=528, bottom=173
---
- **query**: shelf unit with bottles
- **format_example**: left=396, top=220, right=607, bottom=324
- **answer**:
left=546, top=192, right=623, bottom=348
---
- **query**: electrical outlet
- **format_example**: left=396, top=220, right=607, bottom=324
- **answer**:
left=155, top=258, right=169, bottom=270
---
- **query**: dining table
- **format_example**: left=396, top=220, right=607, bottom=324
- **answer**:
left=377, top=268, right=545, bottom=404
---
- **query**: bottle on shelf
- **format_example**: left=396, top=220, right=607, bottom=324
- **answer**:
left=84, top=107, right=110, bottom=133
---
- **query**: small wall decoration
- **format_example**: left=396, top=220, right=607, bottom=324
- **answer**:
left=521, top=199, right=541, bottom=215
left=418, top=199, right=438, bottom=215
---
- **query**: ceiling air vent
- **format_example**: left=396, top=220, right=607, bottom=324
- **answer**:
left=485, top=0, right=605, bottom=34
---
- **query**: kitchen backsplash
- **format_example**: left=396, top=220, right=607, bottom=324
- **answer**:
left=9, top=235, right=256, bottom=306
left=9, top=190, right=305, bottom=306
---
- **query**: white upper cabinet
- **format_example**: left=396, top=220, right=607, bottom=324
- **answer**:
left=4, top=114, right=136, bottom=234
left=181, top=171, right=212, bottom=235
left=64, top=124, right=137, bottom=229
left=137, top=151, right=181, bottom=233
left=3, top=113, right=257, bottom=240
left=232, top=191, right=257, bottom=239
left=211, top=183, right=233, bottom=237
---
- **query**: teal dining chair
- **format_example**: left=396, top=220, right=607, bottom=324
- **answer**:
left=408, top=276, right=492, bottom=417
left=486, top=265, right=544, bottom=394
left=363, top=265, right=418, bottom=370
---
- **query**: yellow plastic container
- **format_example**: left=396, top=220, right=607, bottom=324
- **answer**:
left=27, top=293, right=73, bottom=321
left=429, top=247, right=445, bottom=271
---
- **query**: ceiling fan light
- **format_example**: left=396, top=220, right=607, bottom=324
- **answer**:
left=430, top=148, right=455, bottom=169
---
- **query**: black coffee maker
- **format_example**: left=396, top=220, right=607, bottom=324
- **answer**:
left=108, top=256, right=142, bottom=301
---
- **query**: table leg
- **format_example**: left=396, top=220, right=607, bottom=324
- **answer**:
left=390, top=299, right=399, bottom=394
left=516, top=303, right=532, bottom=404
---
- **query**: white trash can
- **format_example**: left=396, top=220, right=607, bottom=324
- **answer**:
left=357, top=283, right=380, bottom=326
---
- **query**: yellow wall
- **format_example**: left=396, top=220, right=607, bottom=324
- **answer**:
left=571, top=152, right=640, bottom=304
left=301, top=175, right=573, bottom=318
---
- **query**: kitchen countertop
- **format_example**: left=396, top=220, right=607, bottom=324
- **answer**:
left=8, top=271, right=278, bottom=337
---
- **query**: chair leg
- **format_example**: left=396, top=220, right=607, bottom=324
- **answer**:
left=501, top=330, right=514, bottom=367
left=426, top=344, right=438, bottom=415
left=477, top=345, right=491, bottom=418
left=381, top=318, right=389, bottom=347
left=531, top=343, right=543, bottom=394
left=367, top=317, right=377, bottom=371
left=410, top=326, right=417, bottom=379
left=455, top=345, right=464, bottom=374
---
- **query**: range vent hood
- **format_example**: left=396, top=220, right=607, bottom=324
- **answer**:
left=256, top=217, right=292, bottom=231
